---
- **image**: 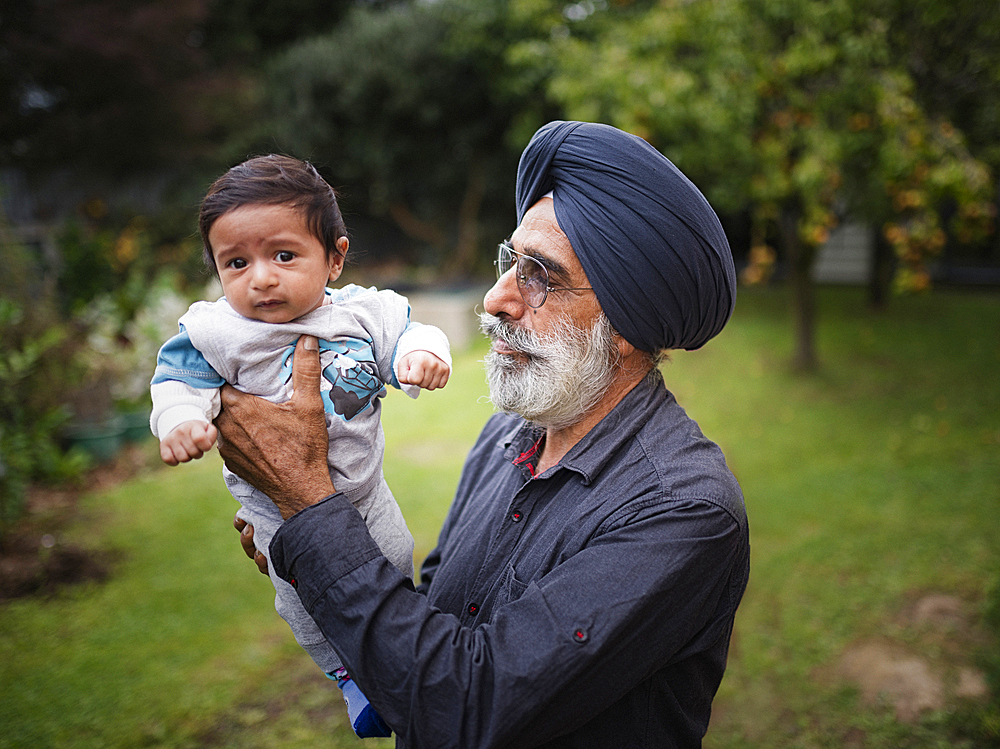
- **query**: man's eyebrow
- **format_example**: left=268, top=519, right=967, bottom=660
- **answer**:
left=518, top=242, right=573, bottom=283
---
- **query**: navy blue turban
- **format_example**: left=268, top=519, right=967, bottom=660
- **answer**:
left=516, top=121, right=737, bottom=352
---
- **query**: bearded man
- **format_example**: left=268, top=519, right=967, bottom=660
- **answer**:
left=217, top=121, right=750, bottom=749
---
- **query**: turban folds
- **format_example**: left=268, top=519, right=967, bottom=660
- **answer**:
left=516, top=121, right=737, bottom=352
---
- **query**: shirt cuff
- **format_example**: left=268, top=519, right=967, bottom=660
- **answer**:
left=269, top=493, right=385, bottom=610
left=153, top=405, right=211, bottom=440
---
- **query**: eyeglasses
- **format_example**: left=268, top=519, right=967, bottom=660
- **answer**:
left=495, top=241, right=593, bottom=309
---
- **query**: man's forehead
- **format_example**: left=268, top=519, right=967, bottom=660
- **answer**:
left=511, top=198, right=581, bottom=279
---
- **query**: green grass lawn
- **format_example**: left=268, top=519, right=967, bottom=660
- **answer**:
left=1, top=286, right=997, bottom=748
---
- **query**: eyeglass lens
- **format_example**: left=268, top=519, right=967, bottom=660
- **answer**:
left=497, top=243, right=549, bottom=308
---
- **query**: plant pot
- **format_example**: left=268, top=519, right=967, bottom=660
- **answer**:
left=63, top=416, right=126, bottom=464
left=118, top=408, right=153, bottom=444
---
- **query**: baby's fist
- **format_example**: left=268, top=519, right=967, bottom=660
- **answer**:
left=160, top=420, right=218, bottom=466
left=398, top=351, right=450, bottom=391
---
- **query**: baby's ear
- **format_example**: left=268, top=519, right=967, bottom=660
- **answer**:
left=328, top=236, right=348, bottom=282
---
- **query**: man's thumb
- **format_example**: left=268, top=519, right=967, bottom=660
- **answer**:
left=291, top=335, right=323, bottom=409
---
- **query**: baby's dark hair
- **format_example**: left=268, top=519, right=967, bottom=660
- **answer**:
left=199, top=154, right=348, bottom=274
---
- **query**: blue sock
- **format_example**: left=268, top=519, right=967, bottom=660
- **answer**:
left=334, top=674, right=392, bottom=738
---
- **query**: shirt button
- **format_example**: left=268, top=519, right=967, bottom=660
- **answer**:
left=511, top=511, right=523, bottom=523
left=572, top=628, right=588, bottom=643
left=468, top=603, right=479, bottom=616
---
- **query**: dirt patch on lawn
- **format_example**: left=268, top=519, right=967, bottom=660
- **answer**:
left=0, top=443, right=156, bottom=602
left=826, top=593, right=991, bottom=722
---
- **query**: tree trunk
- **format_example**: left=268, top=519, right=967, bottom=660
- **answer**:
left=868, top=225, right=894, bottom=312
left=447, top=158, right=486, bottom=279
left=780, top=205, right=819, bottom=372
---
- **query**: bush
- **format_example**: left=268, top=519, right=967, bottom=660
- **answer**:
left=0, top=199, right=211, bottom=543
left=0, top=297, right=90, bottom=543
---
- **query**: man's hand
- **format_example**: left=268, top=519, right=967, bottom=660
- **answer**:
left=234, top=516, right=269, bottom=575
left=215, top=335, right=335, bottom=519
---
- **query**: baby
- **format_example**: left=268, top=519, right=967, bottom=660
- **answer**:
left=150, top=155, right=450, bottom=738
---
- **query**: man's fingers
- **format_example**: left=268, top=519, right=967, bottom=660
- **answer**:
left=235, top=516, right=255, bottom=559
left=215, top=385, right=252, bottom=474
left=234, top=516, right=270, bottom=575
left=253, top=550, right=268, bottom=575
left=218, top=382, right=243, bottom=410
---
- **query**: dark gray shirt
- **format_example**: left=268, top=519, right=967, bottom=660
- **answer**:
left=271, top=369, right=750, bottom=748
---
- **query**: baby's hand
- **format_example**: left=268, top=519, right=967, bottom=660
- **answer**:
left=397, top=351, right=450, bottom=391
left=160, top=420, right=218, bottom=466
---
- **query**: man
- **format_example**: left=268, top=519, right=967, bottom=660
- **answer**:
left=218, top=121, right=750, bottom=748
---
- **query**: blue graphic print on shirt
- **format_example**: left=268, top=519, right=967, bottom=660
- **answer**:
left=281, top=336, right=385, bottom=421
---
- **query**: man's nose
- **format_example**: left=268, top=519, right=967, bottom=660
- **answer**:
left=484, top=266, right=525, bottom=319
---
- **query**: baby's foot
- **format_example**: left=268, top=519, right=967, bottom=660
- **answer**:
left=337, top=674, right=391, bottom=738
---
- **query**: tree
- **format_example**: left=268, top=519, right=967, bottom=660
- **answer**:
left=0, top=0, right=211, bottom=174
left=880, top=0, right=1000, bottom=172
left=201, top=0, right=354, bottom=62
left=510, top=0, right=994, bottom=370
left=243, top=0, right=544, bottom=277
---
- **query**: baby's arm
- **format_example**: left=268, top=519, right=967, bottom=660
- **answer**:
left=150, top=324, right=225, bottom=465
left=396, top=350, right=450, bottom=390
left=160, top=419, right=218, bottom=466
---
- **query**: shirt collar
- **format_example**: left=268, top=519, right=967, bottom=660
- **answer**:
left=498, top=368, right=668, bottom=484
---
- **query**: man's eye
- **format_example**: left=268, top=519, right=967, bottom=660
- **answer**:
left=522, top=264, right=547, bottom=289
left=523, top=274, right=546, bottom=291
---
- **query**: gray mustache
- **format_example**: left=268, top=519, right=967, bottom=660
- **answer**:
left=479, top=313, right=547, bottom=358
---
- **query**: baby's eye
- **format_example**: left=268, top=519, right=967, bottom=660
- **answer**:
left=227, top=258, right=247, bottom=270
left=277, top=251, right=295, bottom=262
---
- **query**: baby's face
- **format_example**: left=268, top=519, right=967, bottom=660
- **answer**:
left=209, top=203, right=344, bottom=323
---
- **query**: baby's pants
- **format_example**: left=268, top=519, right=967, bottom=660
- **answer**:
left=226, top=468, right=414, bottom=674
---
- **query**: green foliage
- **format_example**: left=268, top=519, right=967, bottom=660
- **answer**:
left=528, top=0, right=993, bottom=265
left=202, top=0, right=359, bottom=63
left=55, top=219, right=121, bottom=315
left=243, top=0, right=537, bottom=275
left=53, top=201, right=210, bottom=337
left=55, top=209, right=171, bottom=316
left=0, top=298, right=88, bottom=540
left=511, top=0, right=996, bottom=370
left=879, top=0, right=1000, bottom=173
left=0, top=213, right=204, bottom=537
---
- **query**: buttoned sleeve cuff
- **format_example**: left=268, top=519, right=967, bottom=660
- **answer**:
left=269, top=493, right=385, bottom=611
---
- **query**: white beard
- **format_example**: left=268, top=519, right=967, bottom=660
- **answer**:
left=480, top=311, right=619, bottom=430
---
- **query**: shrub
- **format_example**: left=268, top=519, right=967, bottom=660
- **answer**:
left=0, top=297, right=90, bottom=543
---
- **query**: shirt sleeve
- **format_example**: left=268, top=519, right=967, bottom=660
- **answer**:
left=151, top=326, right=225, bottom=388
left=269, top=489, right=743, bottom=748
left=149, top=326, right=224, bottom=439
left=149, top=380, right=221, bottom=439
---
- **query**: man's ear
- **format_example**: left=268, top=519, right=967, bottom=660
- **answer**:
left=613, top=329, right=635, bottom=360
left=328, top=236, right=348, bottom=282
